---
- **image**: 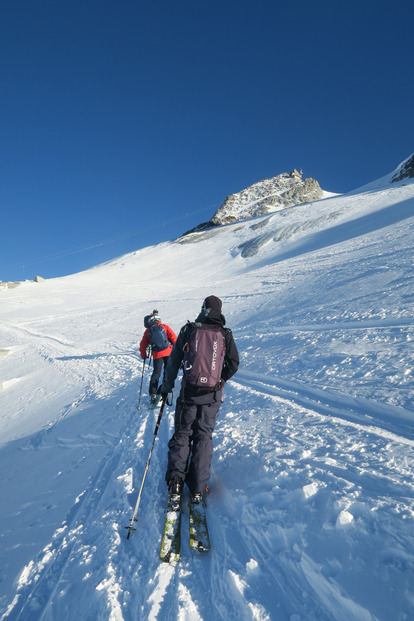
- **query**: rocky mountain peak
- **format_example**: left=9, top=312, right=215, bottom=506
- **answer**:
left=391, top=153, right=414, bottom=182
left=185, top=169, right=323, bottom=234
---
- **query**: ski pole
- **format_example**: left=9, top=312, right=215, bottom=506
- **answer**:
left=136, top=347, right=152, bottom=411
left=136, top=358, right=146, bottom=411
left=126, top=397, right=167, bottom=539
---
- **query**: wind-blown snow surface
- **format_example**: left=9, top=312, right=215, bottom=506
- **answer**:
left=0, top=167, right=413, bottom=620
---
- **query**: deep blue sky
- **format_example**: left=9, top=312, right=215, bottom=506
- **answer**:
left=1, top=0, right=413, bottom=282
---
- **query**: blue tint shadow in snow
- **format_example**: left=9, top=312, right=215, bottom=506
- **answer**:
left=254, top=196, right=414, bottom=267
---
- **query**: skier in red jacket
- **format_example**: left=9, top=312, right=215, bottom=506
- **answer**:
left=139, top=312, right=177, bottom=404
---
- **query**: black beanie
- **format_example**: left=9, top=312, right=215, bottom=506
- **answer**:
left=203, top=295, right=222, bottom=312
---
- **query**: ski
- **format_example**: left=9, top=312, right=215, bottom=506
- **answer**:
left=189, top=497, right=210, bottom=553
left=159, top=495, right=182, bottom=564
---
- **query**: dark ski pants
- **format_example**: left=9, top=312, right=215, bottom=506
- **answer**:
left=166, top=387, right=223, bottom=495
left=149, top=356, right=169, bottom=395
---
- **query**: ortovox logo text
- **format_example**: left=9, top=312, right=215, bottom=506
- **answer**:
left=211, top=340, right=218, bottom=370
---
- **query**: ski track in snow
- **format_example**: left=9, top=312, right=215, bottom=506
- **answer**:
left=236, top=370, right=414, bottom=444
left=1, top=392, right=170, bottom=621
left=2, top=356, right=413, bottom=620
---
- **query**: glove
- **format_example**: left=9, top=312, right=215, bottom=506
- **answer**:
left=161, top=390, right=173, bottom=406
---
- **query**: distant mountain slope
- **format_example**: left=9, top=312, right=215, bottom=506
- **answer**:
left=185, top=153, right=414, bottom=236
left=392, top=153, right=414, bottom=182
left=185, top=169, right=324, bottom=233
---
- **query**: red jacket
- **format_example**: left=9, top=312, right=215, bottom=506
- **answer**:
left=139, top=323, right=177, bottom=360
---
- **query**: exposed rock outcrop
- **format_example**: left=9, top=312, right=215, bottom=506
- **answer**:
left=0, top=276, right=45, bottom=290
left=184, top=169, right=323, bottom=234
left=0, top=281, right=21, bottom=290
left=392, top=154, right=414, bottom=182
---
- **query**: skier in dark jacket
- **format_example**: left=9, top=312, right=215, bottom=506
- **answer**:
left=160, top=295, right=239, bottom=504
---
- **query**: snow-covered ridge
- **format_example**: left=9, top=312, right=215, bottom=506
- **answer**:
left=352, top=152, right=414, bottom=193
left=391, top=152, right=414, bottom=182
left=185, top=169, right=324, bottom=233
left=186, top=154, right=414, bottom=236
left=0, top=275, right=45, bottom=291
left=211, top=169, right=324, bottom=224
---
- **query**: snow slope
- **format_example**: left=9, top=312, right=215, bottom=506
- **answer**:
left=0, top=162, right=413, bottom=620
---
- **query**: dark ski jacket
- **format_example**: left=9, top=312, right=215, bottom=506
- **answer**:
left=161, top=308, right=239, bottom=393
